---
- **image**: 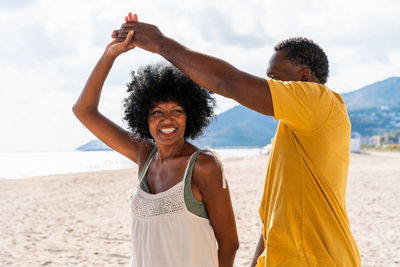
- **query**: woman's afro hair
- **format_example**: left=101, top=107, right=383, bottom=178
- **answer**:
left=123, top=63, right=215, bottom=141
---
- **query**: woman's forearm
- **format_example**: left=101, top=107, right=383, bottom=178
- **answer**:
left=72, top=53, right=115, bottom=115
left=218, top=244, right=238, bottom=267
left=73, top=31, right=135, bottom=117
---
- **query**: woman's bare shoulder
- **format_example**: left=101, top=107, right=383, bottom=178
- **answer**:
left=192, top=151, right=223, bottom=187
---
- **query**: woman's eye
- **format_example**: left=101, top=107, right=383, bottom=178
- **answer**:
left=151, top=110, right=161, bottom=115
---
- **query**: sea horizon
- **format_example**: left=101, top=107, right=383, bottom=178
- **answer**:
left=0, top=147, right=264, bottom=180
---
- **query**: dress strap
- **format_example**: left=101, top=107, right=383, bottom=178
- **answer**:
left=182, top=150, right=202, bottom=181
left=138, top=147, right=157, bottom=183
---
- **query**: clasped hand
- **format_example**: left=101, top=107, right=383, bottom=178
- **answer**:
left=110, top=12, right=163, bottom=55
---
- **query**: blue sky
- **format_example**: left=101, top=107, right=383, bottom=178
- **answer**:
left=1, top=0, right=400, bottom=152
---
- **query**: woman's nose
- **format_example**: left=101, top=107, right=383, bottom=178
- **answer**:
left=161, top=112, right=173, bottom=121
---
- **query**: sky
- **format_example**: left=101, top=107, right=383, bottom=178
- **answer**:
left=1, top=0, right=400, bottom=152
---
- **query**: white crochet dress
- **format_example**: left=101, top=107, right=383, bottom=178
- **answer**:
left=130, top=149, right=219, bottom=267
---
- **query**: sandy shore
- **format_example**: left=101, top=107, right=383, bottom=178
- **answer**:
left=1, top=152, right=399, bottom=266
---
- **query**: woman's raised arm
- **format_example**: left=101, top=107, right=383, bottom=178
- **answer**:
left=72, top=31, right=150, bottom=163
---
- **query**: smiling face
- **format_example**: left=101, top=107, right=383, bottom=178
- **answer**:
left=147, top=101, right=187, bottom=146
left=266, top=50, right=308, bottom=82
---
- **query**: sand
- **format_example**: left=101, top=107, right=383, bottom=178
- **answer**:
left=0, top=152, right=399, bottom=266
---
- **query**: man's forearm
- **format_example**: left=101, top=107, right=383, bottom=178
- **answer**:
left=156, top=36, right=274, bottom=116
left=250, top=233, right=265, bottom=267
left=117, top=22, right=240, bottom=98
left=157, top=36, right=244, bottom=100
left=119, top=20, right=274, bottom=116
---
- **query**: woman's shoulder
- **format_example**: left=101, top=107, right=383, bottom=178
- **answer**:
left=192, top=150, right=223, bottom=186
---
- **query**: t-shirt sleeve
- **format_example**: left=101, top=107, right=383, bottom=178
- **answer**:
left=267, top=79, right=333, bottom=133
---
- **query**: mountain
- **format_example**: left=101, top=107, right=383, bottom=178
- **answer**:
left=76, top=139, right=111, bottom=151
left=77, top=76, right=400, bottom=150
left=198, top=76, right=400, bottom=143
left=341, top=77, right=400, bottom=136
left=76, top=105, right=278, bottom=151
left=196, top=76, right=400, bottom=145
left=193, top=105, right=278, bottom=148
left=342, top=77, right=400, bottom=110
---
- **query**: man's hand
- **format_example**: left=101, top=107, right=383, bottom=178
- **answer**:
left=113, top=12, right=165, bottom=54
left=112, top=12, right=137, bottom=41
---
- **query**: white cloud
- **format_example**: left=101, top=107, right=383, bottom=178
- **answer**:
left=0, top=0, right=36, bottom=10
left=1, top=0, right=400, bottom=152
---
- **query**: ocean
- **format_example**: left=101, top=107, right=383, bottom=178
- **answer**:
left=0, top=148, right=262, bottom=180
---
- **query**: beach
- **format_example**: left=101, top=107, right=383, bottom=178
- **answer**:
left=1, top=152, right=399, bottom=266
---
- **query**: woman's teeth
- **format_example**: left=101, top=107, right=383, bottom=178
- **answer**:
left=160, top=128, right=176, bottom=134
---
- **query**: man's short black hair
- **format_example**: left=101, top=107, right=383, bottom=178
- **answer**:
left=123, top=63, right=215, bottom=141
left=274, top=37, right=329, bottom=84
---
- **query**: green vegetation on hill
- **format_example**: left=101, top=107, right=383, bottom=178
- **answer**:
left=349, top=106, right=400, bottom=136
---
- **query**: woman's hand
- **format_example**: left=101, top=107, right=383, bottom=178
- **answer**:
left=105, top=12, right=138, bottom=58
left=105, top=30, right=135, bottom=59
left=125, top=12, right=138, bottom=23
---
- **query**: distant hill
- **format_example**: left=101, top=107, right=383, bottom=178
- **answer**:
left=193, top=105, right=278, bottom=148
left=76, top=139, right=111, bottom=151
left=197, top=76, right=400, bottom=144
left=342, top=77, right=400, bottom=136
left=76, top=105, right=278, bottom=151
left=77, top=76, right=400, bottom=150
left=342, top=77, right=400, bottom=110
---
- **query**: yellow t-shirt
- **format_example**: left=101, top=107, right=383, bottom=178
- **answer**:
left=256, top=79, right=361, bottom=267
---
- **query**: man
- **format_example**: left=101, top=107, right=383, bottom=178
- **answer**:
left=116, top=13, right=361, bottom=266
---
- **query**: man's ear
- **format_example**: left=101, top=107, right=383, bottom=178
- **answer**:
left=299, top=68, right=311, bottom=82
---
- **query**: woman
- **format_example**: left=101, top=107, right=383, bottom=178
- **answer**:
left=72, top=28, right=239, bottom=267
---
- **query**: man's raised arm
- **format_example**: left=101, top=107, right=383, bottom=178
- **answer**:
left=117, top=18, right=274, bottom=117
